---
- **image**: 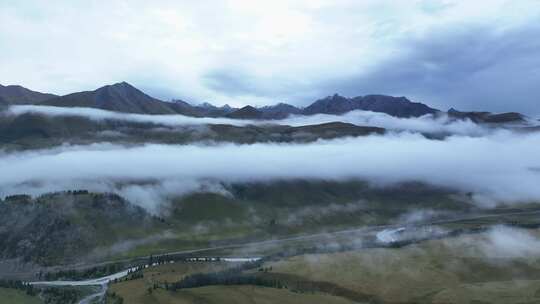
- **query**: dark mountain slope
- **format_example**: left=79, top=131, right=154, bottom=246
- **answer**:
left=0, top=112, right=385, bottom=151
left=224, top=103, right=301, bottom=120
left=303, top=94, right=354, bottom=115
left=167, top=99, right=209, bottom=116
left=0, top=192, right=160, bottom=265
left=190, top=102, right=237, bottom=117
left=226, top=105, right=264, bottom=119
left=447, top=108, right=526, bottom=124
left=0, top=113, right=101, bottom=147
left=209, top=121, right=385, bottom=143
left=42, top=82, right=184, bottom=115
left=2, top=82, right=528, bottom=123
left=0, top=181, right=473, bottom=268
left=303, top=94, right=439, bottom=117
left=352, top=95, right=439, bottom=118
left=0, top=84, right=57, bottom=104
left=259, top=103, right=302, bottom=119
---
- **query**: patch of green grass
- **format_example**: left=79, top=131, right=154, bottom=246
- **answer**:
left=0, top=287, right=42, bottom=304
left=432, top=279, right=540, bottom=304
left=171, top=193, right=249, bottom=222
left=168, top=285, right=357, bottom=304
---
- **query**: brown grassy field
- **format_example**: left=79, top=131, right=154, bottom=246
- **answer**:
left=112, top=285, right=357, bottom=304
left=262, top=228, right=540, bottom=303
left=109, top=227, right=540, bottom=303
left=108, top=261, right=356, bottom=304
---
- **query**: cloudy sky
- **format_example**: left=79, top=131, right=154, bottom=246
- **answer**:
left=1, top=0, right=539, bottom=114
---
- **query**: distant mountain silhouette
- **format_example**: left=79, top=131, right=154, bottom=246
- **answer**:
left=226, top=105, right=264, bottom=119
left=303, top=94, right=439, bottom=118
left=0, top=84, right=57, bottom=104
left=447, top=108, right=526, bottom=124
left=41, top=82, right=183, bottom=115
left=41, top=82, right=235, bottom=117
left=193, top=102, right=237, bottom=117
left=259, top=103, right=302, bottom=119
left=1, top=81, right=528, bottom=123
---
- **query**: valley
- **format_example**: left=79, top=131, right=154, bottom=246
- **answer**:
left=3, top=2, right=540, bottom=303
left=2, top=186, right=540, bottom=303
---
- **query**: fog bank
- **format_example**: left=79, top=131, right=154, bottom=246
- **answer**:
left=1, top=131, right=540, bottom=210
left=5, top=105, right=515, bottom=135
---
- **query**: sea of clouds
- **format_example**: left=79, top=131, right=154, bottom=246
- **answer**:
left=1, top=130, right=540, bottom=212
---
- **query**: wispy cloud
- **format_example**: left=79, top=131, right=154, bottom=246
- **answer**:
left=452, top=225, right=540, bottom=259
left=8, top=104, right=517, bottom=136
left=7, top=105, right=249, bottom=127
left=479, top=226, right=540, bottom=258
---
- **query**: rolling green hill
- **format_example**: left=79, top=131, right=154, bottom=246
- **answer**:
left=0, top=180, right=474, bottom=268
left=0, top=192, right=164, bottom=265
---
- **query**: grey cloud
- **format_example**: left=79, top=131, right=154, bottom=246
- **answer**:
left=322, top=24, right=540, bottom=115
left=196, top=23, right=540, bottom=116
left=202, top=68, right=304, bottom=104
left=2, top=1, right=540, bottom=116
left=203, top=69, right=261, bottom=98
left=418, top=0, right=455, bottom=14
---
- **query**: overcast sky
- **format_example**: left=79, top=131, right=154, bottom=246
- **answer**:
left=1, top=0, right=539, bottom=114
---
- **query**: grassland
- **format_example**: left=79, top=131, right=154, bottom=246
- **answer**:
left=106, top=227, right=540, bottom=303
left=108, top=262, right=356, bottom=304
left=0, top=112, right=384, bottom=152
left=432, top=279, right=540, bottom=304
left=109, top=261, right=235, bottom=302
left=0, top=287, right=42, bottom=304
left=114, top=181, right=475, bottom=260
left=260, top=228, right=540, bottom=304
left=111, top=285, right=357, bottom=304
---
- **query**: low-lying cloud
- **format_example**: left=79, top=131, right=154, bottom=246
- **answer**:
left=1, top=131, right=540, bottom=211
left=397, top=209, right=452, bottom=224
left=278, top=111, right=493, bottom=135
left=6, top=104, right=529, bottom=136
left=479, top=226, right=540, bottom=258
left=450, top=225, right=540, bottom=259
left=7, top=105, right=248, bottom=127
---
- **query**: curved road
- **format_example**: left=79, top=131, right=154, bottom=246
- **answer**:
left=26, top=208, right=540, bottom=303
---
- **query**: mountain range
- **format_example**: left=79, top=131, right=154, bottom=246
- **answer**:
left=0, top=81, right=527, bottom=122
left=0, top=84, right=57, bottom=105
